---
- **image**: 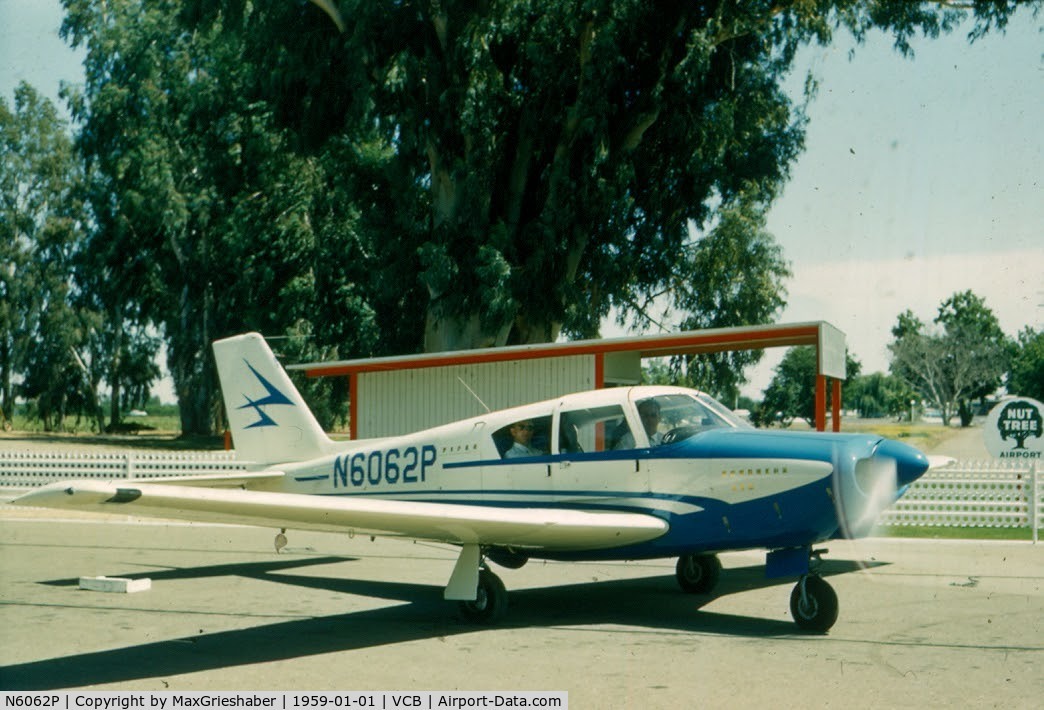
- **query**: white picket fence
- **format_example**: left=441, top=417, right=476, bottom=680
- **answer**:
left=0, top=450, right=1039, bottom=541
left=0, top=449, right=249, bottom=488
left=881, top=459, right=1041, bottom=542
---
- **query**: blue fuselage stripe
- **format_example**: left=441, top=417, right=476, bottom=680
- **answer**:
left=443, top=428, right=872, bottom=470
left=312, top=478, right=838, bottom=560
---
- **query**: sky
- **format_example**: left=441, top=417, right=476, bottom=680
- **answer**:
left=2, top=1, right=1042, bottom=402
left=754, top=10, right=1043, bottom=395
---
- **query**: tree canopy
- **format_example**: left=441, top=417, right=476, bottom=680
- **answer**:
left=23, top=0, right=1035, bottom=433
left=1, top=82, right=164, bottom=432
left=752, top=346, right=860, bottom=427
left=1, top=82, right=92, bottom=430
left=843, top=371, right=918, bottom=420
left=1008, top=328, right=1044, bottom=402
left=889, top=291, right=1011, bottom=427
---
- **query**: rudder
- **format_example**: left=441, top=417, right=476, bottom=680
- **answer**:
left=212, top=333, right=337, bottom=466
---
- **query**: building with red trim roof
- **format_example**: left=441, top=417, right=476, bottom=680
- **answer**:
left=288, top=321, right=846, bottom=438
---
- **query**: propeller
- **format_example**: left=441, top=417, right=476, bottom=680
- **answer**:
left=835, top=438, right=929, bottom=540
left=842, top=453, right=899, bottom=539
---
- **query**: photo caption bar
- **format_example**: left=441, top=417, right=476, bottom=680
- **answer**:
left=0, top=692, right=567, bottom=710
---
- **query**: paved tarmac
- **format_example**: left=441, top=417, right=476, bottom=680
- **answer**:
left=1, top=512, right=1041, bottom=707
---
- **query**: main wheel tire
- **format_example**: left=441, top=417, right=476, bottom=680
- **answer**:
left=789, top=575, right=839, bottom=633
left=487, top=547, right=529, bottom=570
left=458, top=569, right=508, bottom=624
left=675, top=554, right=721, bottom=594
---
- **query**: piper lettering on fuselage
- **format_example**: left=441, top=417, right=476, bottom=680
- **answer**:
left=332, top=445, right=438, bottom=488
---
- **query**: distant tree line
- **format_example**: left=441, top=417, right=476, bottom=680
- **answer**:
left=749, top=291, right=1042, bottom=428
left=1, top=1, right=1036, bottom=433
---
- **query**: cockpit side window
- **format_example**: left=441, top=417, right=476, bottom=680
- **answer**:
left=613, top=399, right=658, bottom=449
left=558, top=405, right=630, bottom=454
left=494, top=415, right=552, bottom=459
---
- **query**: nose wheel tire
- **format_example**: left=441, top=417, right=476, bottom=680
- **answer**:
left=789, top=575, right=839, bottom=633
left=458, top=569, right=508, bottom=624
left=675, top=553, right=721, bottom=594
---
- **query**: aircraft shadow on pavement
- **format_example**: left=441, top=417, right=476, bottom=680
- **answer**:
left=2, top=556, right=889, bottom=690
left=39, top=555, right=360, bottom=589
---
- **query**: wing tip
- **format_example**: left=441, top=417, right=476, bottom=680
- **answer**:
left=10, top=479, right=117, bottom=508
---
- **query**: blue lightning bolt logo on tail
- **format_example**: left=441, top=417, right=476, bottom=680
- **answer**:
left=238, top=360, right=293, bottom=428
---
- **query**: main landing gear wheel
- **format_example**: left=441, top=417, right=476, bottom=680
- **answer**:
left=487, top=547, right=529, bottom=570
left=789, top=575, right=839, bottom=633
left=458, top=569, right=508, bottom=624
left=675, top=553, right=721, bottom=594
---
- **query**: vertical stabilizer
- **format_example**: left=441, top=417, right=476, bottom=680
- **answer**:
left=213, top=333, right=336, bottom=465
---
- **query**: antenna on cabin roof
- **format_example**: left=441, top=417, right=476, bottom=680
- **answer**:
left=457, top=376, right=491, bottom=413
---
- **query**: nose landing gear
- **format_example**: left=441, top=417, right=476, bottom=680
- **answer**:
left=767, top=546, right=840, bottom=632
left=789, top=574, right=839, bottom=633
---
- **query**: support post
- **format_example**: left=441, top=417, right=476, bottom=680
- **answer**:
left=815, top=375, right=827, bottom=432
left=1032, top=463, right=1039, bottom=545
left=349, top=373, right=359, bottom=440
left=832, top=379, right=843, bottom=432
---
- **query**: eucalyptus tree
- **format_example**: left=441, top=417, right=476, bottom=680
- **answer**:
left=61, top=0, right=1035, bottom=433
left=62, top=0, right=378, bottom=433
left=0, top=82, right=94, bottom=430
left=196, top=0, right=1028, bottom=353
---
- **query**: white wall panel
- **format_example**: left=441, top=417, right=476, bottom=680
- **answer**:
left=357, top=355, right=594, bottom=437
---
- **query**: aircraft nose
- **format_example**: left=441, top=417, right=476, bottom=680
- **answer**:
left=874, top=438, right=930, bottom=487
left=835, top=437, right=930, bottom=539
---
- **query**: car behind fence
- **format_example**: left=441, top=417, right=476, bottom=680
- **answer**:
left=0, top=449, right=1039, bottom=542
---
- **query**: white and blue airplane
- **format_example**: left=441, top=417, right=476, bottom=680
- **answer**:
left=13, top=333, right=940, bottom=632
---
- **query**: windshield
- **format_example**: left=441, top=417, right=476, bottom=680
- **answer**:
left=692, top=393, right=751, bottom=429
left=623, top=392, right=746, bottom=448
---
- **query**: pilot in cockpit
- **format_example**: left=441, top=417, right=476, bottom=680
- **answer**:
left=613, top=399, right=663, bottom=449
left=505, top=420, right=543, bottom=458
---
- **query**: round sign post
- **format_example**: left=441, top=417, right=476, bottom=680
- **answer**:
left=984, top=397, right=1043, bottom=543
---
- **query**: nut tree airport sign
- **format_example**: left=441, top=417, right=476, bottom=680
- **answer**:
left=984, top=397, right=1044, bottom=460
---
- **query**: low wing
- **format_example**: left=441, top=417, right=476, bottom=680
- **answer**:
left=11, top=480, right=668, bottom=552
